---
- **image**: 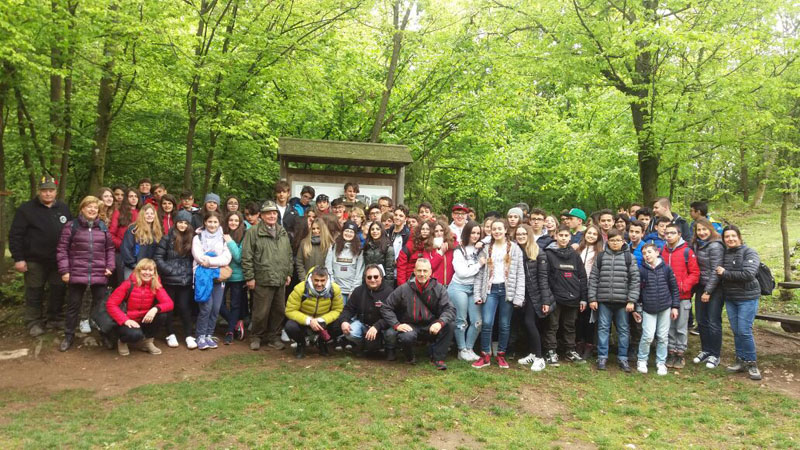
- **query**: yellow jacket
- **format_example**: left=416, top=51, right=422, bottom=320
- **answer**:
left=285, top=273, right=344, bottom=325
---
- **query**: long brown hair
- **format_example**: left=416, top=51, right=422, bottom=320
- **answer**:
left=691, top=217, right=721, bottom=248
left=302, top=218, right=333, bottom=259
left=412, top=220, right=434, bottom=251
left=335, top=226, right=362, bottom=256
left=577, top=224, right=604, bottom=259
left=486, top=219, right=511, bottom=279
left=118, top=188, right=139, bottom=227
left=223, top=211, right=246, bottom=244
left=517, top=224, right=540, bottom=259
left=172, top=222, right=194, bottom=257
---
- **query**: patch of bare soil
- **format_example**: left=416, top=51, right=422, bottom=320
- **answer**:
left=516, top=385, right=569, bottom=423
left=426, top=430, right=483, bottom=450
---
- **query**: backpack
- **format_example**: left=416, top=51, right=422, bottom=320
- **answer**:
left=91, top=281, right=134, bottom=334
left=596, top=250, right=632, bottom=272
left=756, top=262, right=776, bottom=296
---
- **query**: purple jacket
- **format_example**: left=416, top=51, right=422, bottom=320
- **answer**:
left=57, top=215, right=116, bottom=285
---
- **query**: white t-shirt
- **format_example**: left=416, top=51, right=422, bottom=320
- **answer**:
left=449, top=222, right=464, bottom=245
left=277, top=204, right=287, bottom=222
left=491, top=242, right=507, bottom=284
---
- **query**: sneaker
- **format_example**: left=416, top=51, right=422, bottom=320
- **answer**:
left=29, top=324, right=45, bottom=337
left=531, top=357, right=546, bottom=372
left=596, top=358, right=607, bottom=370
left=431, top=360, right=447, bottom=370
left=206, top=336, right=218, bottom=349
left=566, top=350, right=586, bottom=364
left=618, top=359, right=631, bottom=373
left=726, top=356, right=745, bottom=372
left=185, top=336, right=197, bottom=350
left=267, top=340, right=285, bottom=350
left=705, top=355, right=720, bottom=369
left=280, top=329, right=291, bottom=343
left=197, top=336, right=209, bottom=350
left=458, top=349, right=473, bottom=361
left=79, top=320, right=91, bottom=334
left=471, top=352, right=491, bottom=369
left=693, top=351, right=711, bottom=364
left=235, top=320, right=245, bottom=341
left=496, top=352, right=510, bottom=369
left=673, top=354, right=685, bottom=369
left=657, top=364, right=668, bottom=376
left=166, top=334, right=179, bottom=348
left=690, top=326, right=700, bottom=336
left=637, top=361, right=648, bottom=374
left=224, top=332, right=234, bottom=345
left=518, top=353, right=537, bottom=365
left=466, top=349, right=481, bottom=362
left=746, top=361, right=762, bottom=381
left=666, top=353, right=676, bottom=368
left=545, top=350, right=560, bottom=367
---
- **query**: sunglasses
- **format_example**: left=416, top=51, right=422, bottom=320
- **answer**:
left=366, top=275, right=381, bottom=280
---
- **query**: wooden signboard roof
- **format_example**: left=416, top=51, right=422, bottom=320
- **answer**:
left=278, top=138, right=413, bottom=168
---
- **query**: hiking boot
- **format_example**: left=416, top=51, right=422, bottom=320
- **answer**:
left=746, top=361, right=762, bottom=381
left=59, top=334, right=74, bottom=352
left=166, top=334, right=179, bottom=348
left=140, top=338, right=162, bottom=355
left=249, top=338, right=261, bottom=351
left=29, top=324, right=45, bottom=337
left=224, top=332, right=234, bottom=345
left=295, top=344, right=306, bottom=359
left=545, top=350, right=560, bottom=367
left=565, top=350, right=586, bottom=364
left=657, top=364, right=668, bottom=376
left=517, top=353, right=536, bottom=365
left=185, top=336, right=198, bottom=350
left=637, top=360, right=648, bottom=374
left=666, top=353, right=676, bottom=368
left=727, top=357, right=745, bottom=372
left=386, top=348, right=397, bottom=361
left=596, top=358, right=607, bottom=370
left=267, top=340, right=285, bottom=350
left=693, top=351, right=711, bottom=364
left=673, top=354, right=685, bottom=369
left=79, top=319, right=91, bottom=334
left=618, top=360, right=631, bottom=373
left=117, top=340, right=130, bottom=356
left=431, top=360, right=447, bottom=370
left=471, top=352, right=491, bottom=369
left=235, top=320, right=245, bottom=341
left=531, top=357, right=546, bottom=372
left=496, top=352, right=510, bottom=369
left=705, top=355, right=720, bottom=369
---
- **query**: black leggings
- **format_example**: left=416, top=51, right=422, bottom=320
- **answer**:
left=164, top=285, right=193, bottom=338
left=523, top=300, right=543, bottom=357
left=65, top=284, right=107, bottom=336
left=117, top=314, right=165, bottom=343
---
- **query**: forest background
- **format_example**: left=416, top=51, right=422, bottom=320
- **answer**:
left=1, top=0, right=799, bottom=283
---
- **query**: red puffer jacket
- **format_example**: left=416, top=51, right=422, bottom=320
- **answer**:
left=109, top=208, right=139, bottom=250
left=106, top=274, right=174, bottom=325
left=396, top=239, right=443, bottom=285
left=56, top=216, right=115, bottom=285
left=660, top=240, right=700, bottom=300
left=431, top=247, right=454, bottom=286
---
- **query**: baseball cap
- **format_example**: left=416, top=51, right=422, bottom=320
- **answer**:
left=566, top=208, right=587, bottom=221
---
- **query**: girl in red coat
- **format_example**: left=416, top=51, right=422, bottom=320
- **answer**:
left=107, top=258, right=174, bottom=356
left=396, top=220, right=440, bottom=285
left=432, top=220, right=454, bottom=286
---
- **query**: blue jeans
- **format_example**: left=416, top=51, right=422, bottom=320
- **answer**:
left=726, top=299, right=759, bottom=361
left=638, top=308, right=671, bottom=365
left=695, top=288, right=723, bottom=357
left=480, top=284, right=512, bottom=354
left=196, top=283, right=224, bottom=337
left=219, top=281, right=246, bottom=334
left=597, top=303, right=630, bottom=361
left=447, top=282, right=482, bottom=351
left=341, top=294, right=349, bottom=305
left=343, top=319, right=397, bottom=351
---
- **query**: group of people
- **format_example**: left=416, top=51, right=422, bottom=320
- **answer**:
left=9, top=176, right=764, bottom=379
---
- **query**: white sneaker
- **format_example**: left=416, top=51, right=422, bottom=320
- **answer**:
left=637, top=361, right=648, bottom=374
left=466, top=350, right=481, bottom=362
left=458, top=349, right=472, bottom=361
left=280, top=329, right=291, bottom=343
left=79, top=320, right=91, bottom=334
left=185, top=336, right=198, bottom=350
left=657, top=364, right=668, bottom=376
left=166, top=334, right=179, bottom=348
left=518, top=353, right=536, bottom=365
left=531, top=357, right=546, bottom=372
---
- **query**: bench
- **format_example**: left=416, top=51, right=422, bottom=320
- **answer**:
left=755, top=312, right=800, bottom=333
left=777, top=281, right=800, bottom=290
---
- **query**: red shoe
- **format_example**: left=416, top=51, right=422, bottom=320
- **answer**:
left=431, top=360, right=447, bottom=370
left=496, top=352, right=510, bottom=369
left=472, top=352, right=491, bottom=369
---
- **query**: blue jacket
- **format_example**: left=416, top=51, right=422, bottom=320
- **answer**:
left=226, top=239, right=244, bottom=282
left=637, top=258, right=680, bottom=314
left=643, top=232, right=665, bottom=251
left=194, top=251, right=220, bottom=303
left=629, top=240, right=645, bottom=267
left=121, top=226, right=158, bottom=270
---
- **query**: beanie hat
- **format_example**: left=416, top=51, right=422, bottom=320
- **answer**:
left=343, top=221, right=359, bottom=233
left=507, top=207, right=524, bottom=219
left=175, top=210, right=193, bottom=224
left=204, top=193, right=220, bottom=205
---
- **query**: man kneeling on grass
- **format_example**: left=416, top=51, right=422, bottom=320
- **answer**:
left=340, top=264, right=398, bottom=360
left=381, top=258, right=456, bottom=370
left=285, top=266, right=344, bottom=358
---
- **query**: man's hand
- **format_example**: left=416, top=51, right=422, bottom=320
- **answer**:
left=670, top=308, right=679, bottom=320
left=365, top=326, right=378, bottom=341
left=61, top=273, right=70, bottom=283
left=396, top=323, right=413, bottom=333
left=715, top=266, right=725, bottom=275
left=142, top=307, right=158, bottom=323
left=542, top=304, right=550, bottom=314
left=285, top=276, right=292, bottom=286
left=589, top=301, right=598, bottom=311
left=104, top=269, right=113, bottom=277
left=625, top=303, right=634, bottom=313
left=246, top=280, right=256, bottom=290
left=124, top=319, right=140, bottom=329
left=341, top=322, right=351, bottom=335
left=309, top=318, right=323, bottom=332
left=632, top=312, right=642, bottom=323
left=14, top=261, right=27, bottom=273
left=429, top=322, right=442, bottom=335
left=701, top=292, right=710, bottom=303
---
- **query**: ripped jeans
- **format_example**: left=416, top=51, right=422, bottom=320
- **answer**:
left=447, top=282, right=482, bottom=351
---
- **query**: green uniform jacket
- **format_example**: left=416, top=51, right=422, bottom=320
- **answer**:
left=241, top=222, right=293, bottom=286
left=285, top=278, right=344, bottom=325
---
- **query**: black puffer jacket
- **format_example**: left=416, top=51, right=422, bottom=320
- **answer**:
left=588, top=245, right=640, bottom=305
left=363, top=241, right=396, bottom=285
left=154, top=230, right=194, bottom=286
left=9, top=197, right=72, bottom=264
left=720, top=244, right=761, bottom=302
left=539, top=244, right=587, bottom=308
left=339, top=280, right=394, bottom=330
left=693, top=239, right=724, bottom=293
left=521, top=249, right=548, bottom=318
left=637, top=259, right=680, bottom=314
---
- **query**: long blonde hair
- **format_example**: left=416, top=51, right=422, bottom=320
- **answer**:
left=132, top=204, right=163, bottom=245
left=133, top=258, right=162, bottom=293
left=518, top=224, right=539, bottom=260
left=302, top=218, right=333, bottom=259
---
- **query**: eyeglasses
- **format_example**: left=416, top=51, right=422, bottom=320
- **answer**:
left=608, top=238, right=624, bottom=243
left=366, top=275, right=381, bottom=280
left=665, top=231, right=679, bottom=236
left=531, top=217, right=544, bottom=221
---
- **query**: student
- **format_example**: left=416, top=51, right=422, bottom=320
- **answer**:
left=224, top=195, right=241, bottom=214
left=324, top=221, right=365, bottom=304
left=514, top=225, right=547, bottom=372
left=406, top=214, right=419, bottom=231
left=634, top=207, right=653, bottom=234
left=539, top=225, right=588, bottom=365
left=628, top=203, right=642, bottom=218
left=110, top=188, right=140, bottom=251
left=661, top=223, right=700, bottom=369
left=97, top=187, right=116, bottom=226
left=194, top=192, right=221, bottom=229
left=111, top=184, right=126, bottom=211
left=576, top=225, right=603, bottom=359
left=331, top=198, right=347, bottom=226
left=691, top=218, right=724, bottom=368
left=107, top=258, right=174, bottom=356
left=218, top=211, right=247, bottom=344
left=627, top=220, right=646, bottom=267
left=192, top=210, right=232, bottom=350
left=363, top=221, right=396, bottom=286
left=643, top=216, right=669, bottom=250
left=342, top=182, right=367, bottom=211
left=472, top=219, right=525, bottom=369
left=349, top=207, right=368, bottom=245
left=137, top=178, right=155, bottom=207
left=315, top=194, right=330, bottom=214
left=289, top=185, right=315, bottom=217
left=636, top=243, right=679, bottom=375
left=396, top=220, right=436, bottom=285
left=449, top=203, right=469, bottom=244
left=689, top=200, right=724, bottom=236
left=565, top=208, right=587, bottom=246
left=378, top=196, right=393, bottom=214
left=431, top=220, right=455, bottom=286
left=717, top=225, right=762, bottom=380
left=652, top=197, right=690, bottom=238
left=544, top=215, right=558, bottom=237
left=529, top=208, right=553, bottom=249
left=381, top=212, right=394, bottom=231
left=596, top=209, right=615, bottom=242
left=154, top=210, right=196, bottom=349
left=614, top=213, right=630, bottom=235
left=417, top=202, right=434, bottom=223
left=56, top=196, right=115, bottom=351
left=367, top=204, right=382, bottom=226
left=158, top=194, right=178, bottom=234
left=152, top=183, right=167, bottom=204
left=587, top=229, right=640, bottom=372
left=121, top=204, right=163, bottom=279
left=274, top=181, right=300, bottom=235
left=295, top=218, right=334, bottom=281
left=506, top=207, right=524, bottom=241
left=448, top=221, right=485, bottom=362
left=244, top=201, right=260, bottom=227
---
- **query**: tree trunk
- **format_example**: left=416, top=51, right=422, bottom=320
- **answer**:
left=13, top=83, right=38, bottom=198
left=183, top=0, right=209, bottom=190
left=58, top=58, right=73, bottom=199
left=0, top=62, right=10, bottom=272
left=88, top=34, right=118, bottom=195
left=781, top=190, right=792, bottom=282
left=49, top=0, right=65, bottom=189
left=739, top=145, right=749, bottom=203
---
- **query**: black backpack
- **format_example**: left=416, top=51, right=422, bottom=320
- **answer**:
left=756, top=262, right=775, bottom=296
